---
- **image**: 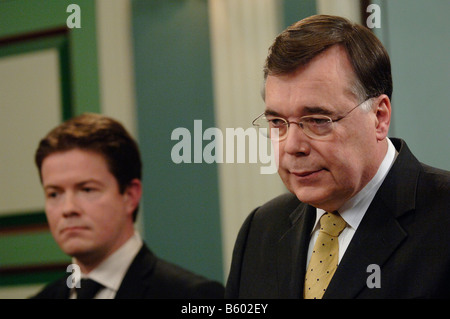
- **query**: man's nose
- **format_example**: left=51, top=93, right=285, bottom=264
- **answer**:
left=282, top=123, right=311, bottom=156
left=62, top=192, right=80, bottom=217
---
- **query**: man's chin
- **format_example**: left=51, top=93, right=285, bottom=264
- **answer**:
left=58, top=239, right=93, bottom=258
left=293, top=187, right=349, bottom=212
left=292, top=187, right=330, bottom=208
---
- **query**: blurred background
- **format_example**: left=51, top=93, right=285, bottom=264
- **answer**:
left=0, top=0, right=449, bottom=298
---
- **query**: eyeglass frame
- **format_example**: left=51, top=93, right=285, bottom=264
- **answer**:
left=252, top=98, right=371, bottom=141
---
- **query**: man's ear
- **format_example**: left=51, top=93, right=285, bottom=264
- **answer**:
left=373, top=94, right=391, bottom=141
left=123, top=178, right=142, bottom=216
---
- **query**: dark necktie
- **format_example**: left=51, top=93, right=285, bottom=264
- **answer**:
left=76, top=278, right=104, bottom=299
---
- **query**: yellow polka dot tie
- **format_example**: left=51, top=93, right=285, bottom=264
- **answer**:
left=304, top=212, right=347, bottom=299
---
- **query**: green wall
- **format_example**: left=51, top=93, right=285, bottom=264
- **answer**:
left=132, top=0, right=223, bottom=282
left=0, top=0, right=100, bottom=286
left=283, top=0, right=317, bottom=27
left=373, top=0, right=450, bottom=170
left=0, top=0, right=100, bottom=116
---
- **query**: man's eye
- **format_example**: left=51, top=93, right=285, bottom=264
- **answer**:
left=268, top=119, right=286, bottom=127
left=307, top=117, right=331, bottom=126
left=46, top=192, right=59, bottom=199
left=82, top=187, right=94, bottom=193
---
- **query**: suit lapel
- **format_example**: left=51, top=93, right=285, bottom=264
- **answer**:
left=115, top=244, right=156, bottom=298
left=323, top=198, right=407, bottom=298
left=276, top=204, right=316, bottom=298
left=54, top=276, right=71, bottom=299
left=324, top=138, right=420, bottom=299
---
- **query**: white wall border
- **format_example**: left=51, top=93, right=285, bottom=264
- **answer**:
left=208, top=0, right=286, bottom=278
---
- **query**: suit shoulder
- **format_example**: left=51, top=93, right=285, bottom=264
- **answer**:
left=420, top=164, right=450, bottom=198
left=30, top=276, right=68, bottom=299
left=235, top=192, right=305, bottom=250
left=149, top=258, right=224, bottom=299
left=233, top=193, right=300, bottom=240
left=253, top=193, right=301, bottom=218
left=420, top=163, right=450, bottom=183
left=418, top=163, right=450, bottom=202
left=249, top=192, right=303, bottom=227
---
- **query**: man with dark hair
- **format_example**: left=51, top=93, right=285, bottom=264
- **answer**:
left=226, top=15, right=450, bottom=299
left=33, top=113, right=224, bottom=299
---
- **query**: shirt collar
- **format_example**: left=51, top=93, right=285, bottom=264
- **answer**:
left=76, top=231, right=143, bottom=292
left=312, top=138, right=397, bottom=232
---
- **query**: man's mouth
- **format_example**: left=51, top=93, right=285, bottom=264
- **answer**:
left=290, top=168, right=326, bottom=180
left=60, top=225, right=89, bottom=235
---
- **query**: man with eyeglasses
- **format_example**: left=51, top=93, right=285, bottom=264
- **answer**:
left=225, top=15, right=450, bottom=299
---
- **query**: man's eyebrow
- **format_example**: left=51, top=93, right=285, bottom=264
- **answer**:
left=264, top=109, right=283, bottom=117
left=264, top=106, right=334, bottom=117
left=43, top=185, right=61, bottom=191
left=76, top=180, right=103, bottom=187
left=302, top=106, right=334, bottom=116
left=43, top=179, right=103, bottom=190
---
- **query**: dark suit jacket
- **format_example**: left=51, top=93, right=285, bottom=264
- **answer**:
left=32, top=244, right=224, bottom=299
left=225, top=138, right=450, bottom=299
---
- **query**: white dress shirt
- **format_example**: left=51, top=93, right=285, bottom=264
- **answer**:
left=306, top=138, right=398, bottom=267
left=71, top=231, right=143, bottom=299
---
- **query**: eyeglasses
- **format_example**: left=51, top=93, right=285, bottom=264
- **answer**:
left=252, top=99, right=369, bottom=141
